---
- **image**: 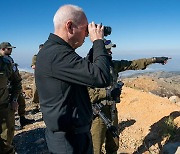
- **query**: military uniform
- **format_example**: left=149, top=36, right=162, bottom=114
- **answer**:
left=0, top=55, right=21, bottom=153
left=1, top=55, right=22, bottom=143
left=90, top=58, right=157, bottom=154
left=31, top=55, right=39, bottom=110
left=4, top=56, right=25, bottom=117
left=1, top=42, right=34, bottom=132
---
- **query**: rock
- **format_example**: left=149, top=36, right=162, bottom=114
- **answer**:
left=169, top=96, right=180, bottom=103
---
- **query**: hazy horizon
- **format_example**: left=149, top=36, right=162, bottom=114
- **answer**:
left=18, top=52, right=180, bottom=74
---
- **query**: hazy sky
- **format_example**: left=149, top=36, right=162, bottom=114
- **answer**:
left=0, top=0, right=180, bottom=69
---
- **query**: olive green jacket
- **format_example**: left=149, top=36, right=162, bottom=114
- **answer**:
left=89, top=58, right=155, bottom=103
left=31, top=54, right=37, bottom=67
left=0, top=55, right=22, bottom=106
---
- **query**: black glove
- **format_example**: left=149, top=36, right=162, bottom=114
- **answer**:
left=106, top=88, right=121, bottom=101
left=153, top=57, right=169, bottom=65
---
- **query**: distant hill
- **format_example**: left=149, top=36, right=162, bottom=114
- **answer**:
left=122, top=71, right=180, bottom=98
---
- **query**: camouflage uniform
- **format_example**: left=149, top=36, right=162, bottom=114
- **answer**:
left=1, top=55, right=22, bottom=143
left=90, top=58, right=156, bottom=154
left=1, top=42, right=34, bottom=131
left=31, top=44, right=43, bottom=113
left=5, top=56, right=25, bottom=117
left=0, top=55, right=21, bottom=153
left=31, top=54, right=37, bottom=67
left=31, top=54, right=39, bottom=109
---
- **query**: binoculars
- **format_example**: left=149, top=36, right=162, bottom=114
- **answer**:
left=87, top=24, right=112, bottom=36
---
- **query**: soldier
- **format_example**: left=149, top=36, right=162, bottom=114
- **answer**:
left=0, top=42, right=34, bottom=131
left=89, top=39, right=169, bottom=154
left=30, top=44, right=43, bottom=114
left=0, top=42, right=21, bottom=153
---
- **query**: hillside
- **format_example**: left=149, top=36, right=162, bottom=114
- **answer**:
left=117, top=86, right=180, bottom=153
left=13, top=71, right=180, bottom=154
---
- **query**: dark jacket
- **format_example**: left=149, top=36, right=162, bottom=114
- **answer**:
left=35, top=33, right=111, bottom=132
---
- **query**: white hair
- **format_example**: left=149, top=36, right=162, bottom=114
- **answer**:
left=53, top=4, right=85, bottom=29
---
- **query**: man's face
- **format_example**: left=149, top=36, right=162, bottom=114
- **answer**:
left=71, top=16, right=88, bottom=49
left=74, top=24, right=88, bottom=48
left=4, top=48, right=12, bottom=55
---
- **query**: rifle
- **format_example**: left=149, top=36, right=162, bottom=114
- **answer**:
left=92, top=103, right=119, bottom=139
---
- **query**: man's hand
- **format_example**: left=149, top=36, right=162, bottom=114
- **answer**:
left=88, top=22, right=104, bottom=42
left=153, top=57, right=170, bottom=65
left=11, top=100, right=19, bottom=112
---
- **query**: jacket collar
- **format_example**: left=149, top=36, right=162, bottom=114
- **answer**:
left=48, top=33, right=73, bottom=50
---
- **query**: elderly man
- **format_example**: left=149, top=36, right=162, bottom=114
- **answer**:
left=35, top=4, right=111, bottom=154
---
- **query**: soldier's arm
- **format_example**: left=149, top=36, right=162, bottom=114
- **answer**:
left=113, top=57, right=169, bottom=72
left=88, top=87, right=107, bottom=103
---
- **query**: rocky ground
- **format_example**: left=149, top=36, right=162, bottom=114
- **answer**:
left=13, top=71, right=180, bottom=154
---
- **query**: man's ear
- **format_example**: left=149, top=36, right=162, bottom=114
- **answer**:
left=66, top=20, right=73, bottom=34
